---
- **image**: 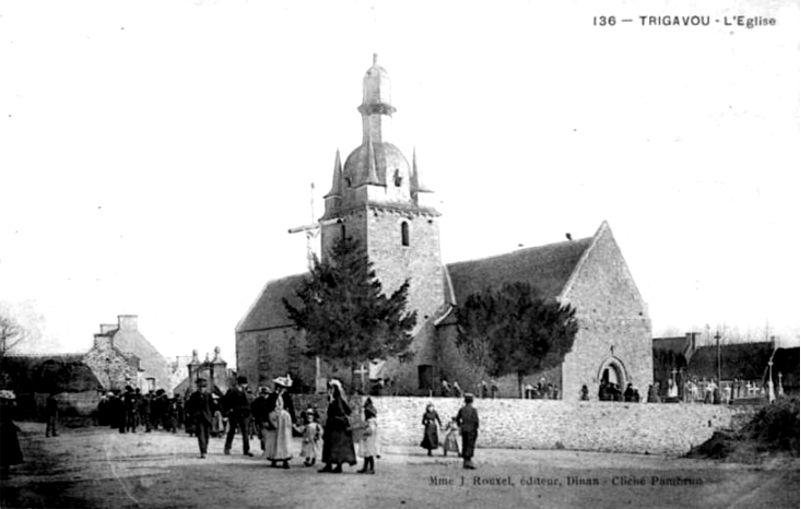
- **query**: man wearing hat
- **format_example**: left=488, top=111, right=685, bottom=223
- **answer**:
left=223, top=376, right=254, bottom=456
left=250, top=386, right=271, bottom=452
left=456, top=393, right=479, bottom=469
left=186, top=378, right=214, bottom=458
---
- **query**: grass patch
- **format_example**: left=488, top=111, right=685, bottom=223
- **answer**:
left=687, top=396, right=799, bottom=464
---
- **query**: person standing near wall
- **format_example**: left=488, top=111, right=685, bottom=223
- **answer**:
left=420, top=403, right=442, bottom=456
left=456, top=393, right=479, bottom=469
left=452, top=380, right=462, bottom=398
left=45, top=392, right=59, bottom=437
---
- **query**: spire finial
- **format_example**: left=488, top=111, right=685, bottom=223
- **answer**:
left=373, top=53, right=378, bottom=65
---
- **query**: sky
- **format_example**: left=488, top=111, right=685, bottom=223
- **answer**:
left=1, top=0, right=799, bottom=365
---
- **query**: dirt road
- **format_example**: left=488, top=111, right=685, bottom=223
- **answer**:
left=1, top=423, right=797, bottom=509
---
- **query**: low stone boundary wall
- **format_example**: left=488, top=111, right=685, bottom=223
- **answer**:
left=365, top=396, right=741, bottom=455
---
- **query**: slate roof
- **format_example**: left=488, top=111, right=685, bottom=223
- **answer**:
left=687, top=342, right=775, bottom=380
left=445, top=237, right=593, bottom=307
left=653, top=337, right=690, bottom=356
left=236, top=273, right=307, bottom=333
left=237, top=235, right=595, bottom=333
left=108, top=329, right=168, bottom=385
left=3, top=354, right=102, bottom=393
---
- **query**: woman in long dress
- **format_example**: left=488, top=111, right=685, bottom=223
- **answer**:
left=420, top=403, right=442, bottom=456
left=319, top=379, right=357, bottom=474
left=264, top=376, right=294, bottom=468
left=0, top=390, right=23, bottom=479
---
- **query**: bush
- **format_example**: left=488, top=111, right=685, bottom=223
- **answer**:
left=741, top=396, right=799, bottom=452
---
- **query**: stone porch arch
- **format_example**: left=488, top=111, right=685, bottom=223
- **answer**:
left=596, top=356, right=630, bottom=387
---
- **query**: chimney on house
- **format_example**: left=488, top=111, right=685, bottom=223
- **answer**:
left=93, top=334, right=113, bottom=350
left=118, top=315, right=139, bottom=331
left=99, top=324, right=118, bottom=334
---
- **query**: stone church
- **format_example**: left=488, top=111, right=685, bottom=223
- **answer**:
left=236, top=56, right=652, bottom=401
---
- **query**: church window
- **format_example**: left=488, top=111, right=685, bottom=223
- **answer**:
left=401, top=221, right=409, bottom=246
left=345, top=177, right=352, bottom=188
left=393, top=169, right=402, bottom=187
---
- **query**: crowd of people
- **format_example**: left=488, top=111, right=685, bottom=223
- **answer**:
left=182, top=375, right=386, bottom=474
left=97, top=386, right=185, bottom=434
left=592, top=381, right=642, bottom=402
left=0, top=376, right=488, bottom=481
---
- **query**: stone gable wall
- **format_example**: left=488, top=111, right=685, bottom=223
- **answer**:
left=83, top=341, right=139, bottom=391
left=560, top=227, right=653, bottom=402
left=362, top=396, right=738, bottom=455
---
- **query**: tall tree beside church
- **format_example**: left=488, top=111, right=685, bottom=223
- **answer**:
left=283, top=236, right=417, bottom=390
left=456, top=282, right=578, bottom=398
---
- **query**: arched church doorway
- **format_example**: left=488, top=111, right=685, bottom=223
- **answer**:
left=601, top=364, right=622, bottom=386
left=598, top=357, right=628, bottom=386
left=597, top=356, right=629, bottom=401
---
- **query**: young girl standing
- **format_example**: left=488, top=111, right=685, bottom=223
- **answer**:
left=295, top=411, right=322, bottom=466
left=420, top=403, right=442, bottom=456
left=442, top=417, right=460, bottom=457
left=357, top=398, right=378, bottom=474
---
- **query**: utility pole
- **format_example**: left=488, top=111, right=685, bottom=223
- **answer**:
left=767, top=336, right=777, bottom=403
left=715, top=331, right=721, bottom=387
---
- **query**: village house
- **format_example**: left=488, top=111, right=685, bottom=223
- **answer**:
left=1, top=314, right=172, bottom=418
left=236, top=56, right=653, bottom=401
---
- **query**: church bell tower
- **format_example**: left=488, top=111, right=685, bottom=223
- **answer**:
left=321, top=55, right=445, bottom=361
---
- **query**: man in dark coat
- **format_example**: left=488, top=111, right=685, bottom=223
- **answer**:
left=223, top=376, right=254, bottom=456
left=123, top=386, right=138, bottom=433
left=186, top=378, right=214, bottom=458
left=45, top=393, right=59, bottom=437
left=139, top=392, right=152, bottom=432
left=250, top=386, right=271, bottom=452
left=456, top=393, right=479, bottom=470
left=107, top=391, right=124, bottom=431
left=174, top=393, right=185, bottom=431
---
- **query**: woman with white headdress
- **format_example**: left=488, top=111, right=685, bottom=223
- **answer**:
left=264, top=375, right=295, bottom=468
left=319, top=379, right=357, bottom=473
left=0, top=390, right=23, bottom=478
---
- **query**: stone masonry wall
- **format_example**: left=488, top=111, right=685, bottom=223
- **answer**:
left=83, top=339, right=139, bottom=391
left=560, top=224, right=653, bottom=402
left=361, top=396, right=737, bottom=455
left=366, top=209, right=445, bottom=366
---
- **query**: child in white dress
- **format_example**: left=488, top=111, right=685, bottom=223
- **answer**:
left=442, top=417, right=460, bottom=457
left=294, top=411, right=322, bottom=467
left=357, top=398, right=378, bottom=474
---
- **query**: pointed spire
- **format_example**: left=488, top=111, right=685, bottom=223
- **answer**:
left=325, top=149, right=343, bottom=198
left=411, top=147, right=431, bottom=192
left=365, top=136, right=380, bottom=185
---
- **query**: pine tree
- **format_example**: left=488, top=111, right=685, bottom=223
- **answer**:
left=456, top=282, right=578, bottom=397
left=283, top=236, right=417, bottom=389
